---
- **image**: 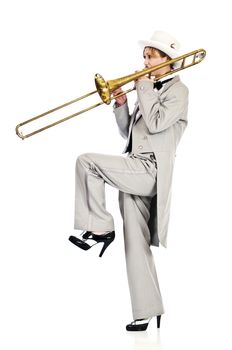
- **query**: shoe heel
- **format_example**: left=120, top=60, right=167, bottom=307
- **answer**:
left=157, top=315, right=161, bottom=328
left=99, top=240, right=112, bottom=257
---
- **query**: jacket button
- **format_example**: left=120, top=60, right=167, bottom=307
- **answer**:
left=138, top=145, right=143, bottom=150
left=140, top=86, right=144, bottom=90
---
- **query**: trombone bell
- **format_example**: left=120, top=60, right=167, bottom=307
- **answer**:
left=95, top=74, right=111, bottom=105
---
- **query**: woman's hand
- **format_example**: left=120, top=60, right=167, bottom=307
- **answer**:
left=112, top=87, right=127, bottom=106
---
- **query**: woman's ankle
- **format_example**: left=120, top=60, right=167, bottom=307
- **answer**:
left=92, top=231, right=111, bottom=235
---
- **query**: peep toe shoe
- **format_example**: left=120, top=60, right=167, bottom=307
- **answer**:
left=69, top=230, right=115, bottom=257
left=126, top=315, right=161, bottom=331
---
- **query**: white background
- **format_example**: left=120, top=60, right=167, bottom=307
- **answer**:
left=1, top=0, right=232, bottom=349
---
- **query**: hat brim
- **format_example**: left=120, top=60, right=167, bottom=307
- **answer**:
left=138, top=39, right=182, bottom=69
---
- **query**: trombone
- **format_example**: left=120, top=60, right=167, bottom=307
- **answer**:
left=15, top=48, right=206, bottom=140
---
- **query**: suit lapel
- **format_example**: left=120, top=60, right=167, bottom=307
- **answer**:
left=160, top=75, right=180, bottom=93
left=133, top=75, right=180, bottom=125
left=124, top=104, right=139, bottom=151
left=133, top=102, right=141, bottom=124
left=130, top=104, right=139, bottom=126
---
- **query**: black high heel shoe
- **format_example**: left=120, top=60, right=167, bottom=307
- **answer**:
left=126, top=315, right=161, bottom=331
left=69, top=231, right=115, bottom=257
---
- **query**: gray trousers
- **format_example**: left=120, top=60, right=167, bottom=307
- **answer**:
left=74, top=152, right=165, bottom=319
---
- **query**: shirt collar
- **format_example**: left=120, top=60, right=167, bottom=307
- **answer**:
left=155, top=75, right=180, bottom=92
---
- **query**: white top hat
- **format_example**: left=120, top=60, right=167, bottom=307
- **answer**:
left=138, top=30, right=182, bottom=69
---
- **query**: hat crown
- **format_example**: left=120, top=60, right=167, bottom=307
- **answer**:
left=138, top=30, right=182, bottom=69
left=150, top=31, right=181, bottom=50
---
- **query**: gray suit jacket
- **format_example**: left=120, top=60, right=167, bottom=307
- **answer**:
left=113, top=75, right=189, bottom=248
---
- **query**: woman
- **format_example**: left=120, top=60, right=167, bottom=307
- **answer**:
left=69, top=30, right=189, bottom=331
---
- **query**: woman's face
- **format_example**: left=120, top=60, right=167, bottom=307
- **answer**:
left=143, top=47, right=169, bottom=77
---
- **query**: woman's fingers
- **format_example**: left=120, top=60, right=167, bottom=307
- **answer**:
left=112, top=87, right=127, bottom=106
left=112, top=87, right=123, bottom=95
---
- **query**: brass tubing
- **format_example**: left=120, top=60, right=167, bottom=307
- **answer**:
left=181, top=58, right=185, bottom=68
left=16, top=100, right=104, bottom=139
left=105, top=49, right=206, bottom=98
left=16, top=89, right=97, bottom=132
left=16, top=48, right=206, bottom=139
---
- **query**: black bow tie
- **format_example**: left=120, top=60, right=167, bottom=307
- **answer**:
left=153, top=77, right=173, bottom=90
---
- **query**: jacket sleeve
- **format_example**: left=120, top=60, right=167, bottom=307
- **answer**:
left=136, top=80, right=189, bottom=133
left=112, top=102, right=131, bottom=139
